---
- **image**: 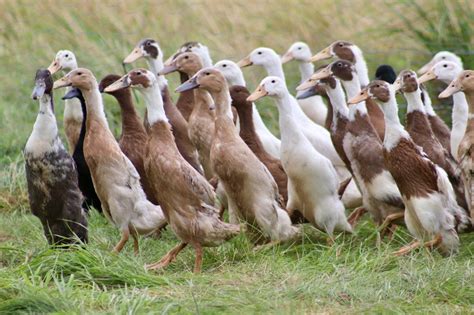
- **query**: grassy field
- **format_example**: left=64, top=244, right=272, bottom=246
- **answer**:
left=1, top=0, right=474, bottom=313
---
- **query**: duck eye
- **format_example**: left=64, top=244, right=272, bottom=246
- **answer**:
left=376, top=85, right=380, bottom=88
left=223, top=64, right=227, bottom=67
left=137, top=71, right=141, bottom=75
left=442, top=56, right=445, bottom=59
left=443, top=64, right=447, bottom=68
left=146, top=42, right=151, bottom=46
left=65, top=54, right=69, bottom=58
left=271, top=80, right=276, bottom=83
left=337, top=63, right=342, bottom=67
left=257, top=51, right=262, bottom=55
left=205, top=72, right=210, bottom=75
left=184, top=55, right=189, bottom=59
left=339, top=43, right=343, bottom=47
left=298, top=47, right=302, bottom=50
left=467, top=75, right=470, bottom=78
left=77, top=72, right=82, bottom=75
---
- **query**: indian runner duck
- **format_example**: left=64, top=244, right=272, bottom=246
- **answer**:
left=250, top=76, right=352, bottom=239
left=281, top=41, right=328, bottom=126
left=419, top=61, right=467, bottom=161
left=105, top=68, right=239, bottom=273
left=177, top=68, right=300, bottom=244
left=215, top=59, right=281, bottom=158
left=418, top=51, right=463, bottom=75
left=98, top=74, right=157, bottom=204
left=349, top=80, right=460, bottom=256
left=53, top=68, right=166, bottom=253
left=25, top=69, right=88, bottom=245
left=47, top=50, right=82, bottom=153
left=62, top=87, right=102, bottom=213
left=439, top=70, right=474, bottom=220
left=375, top=65, right=397, bottom=84
left=123, top=38, right=203, bottom=174
left=311, top=41, right=385, bottom=141
left=395, top=70, right=470, bottom=231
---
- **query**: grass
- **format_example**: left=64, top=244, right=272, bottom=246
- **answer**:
left=1, top=0, right=474, bottom=313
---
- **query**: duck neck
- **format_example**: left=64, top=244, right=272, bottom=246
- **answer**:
left=113, top=89, right=143, bottom=134
left=230, top=73, right=246, bottom=86
left=340, top=76, right=361, bottom=99
left=325, top=80, right=349, bottom=122
left=452, top=92, right=469, bottom=128
left=146, top=57, right=168, bottom=90
left=348, top=102, right=368, bottom=121
left=140, top=83, right=167, bottom=125
left=352, top=46, right=369, bottom=87
left=235, top=103, right=258, bottom=142
left=32, top=94, right=57, bottom=140
left=405, top=89, right=426, bottom=114
left=422, top=89, right=436, bottom=116
left=380, top=91, right=408, bottom=150
left=275, top=92, right=303, bottom=143
left=264, top=61, right=286, bottom=80
left=211, top=88, right=233, bottom=120
left=82, top=86, right=108, bottom=127
left=298, top=61, right=314, bottom=82
left=465, top=91, right=474, bottom=115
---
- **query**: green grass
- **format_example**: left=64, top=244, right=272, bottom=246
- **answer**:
left=1, top=1, right=474, bottom=313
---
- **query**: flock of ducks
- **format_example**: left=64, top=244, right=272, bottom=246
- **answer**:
left=24, top=38, right=474, bottom=273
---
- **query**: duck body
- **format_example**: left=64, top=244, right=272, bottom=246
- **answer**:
left=25, top=69, right=88, bottom=245
left=63, top=88, right=102, bottom=212
left=98, top=74, right=156, bottom=204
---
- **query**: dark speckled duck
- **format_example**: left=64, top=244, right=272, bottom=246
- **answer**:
left=24, top=69, right=88, bottom=245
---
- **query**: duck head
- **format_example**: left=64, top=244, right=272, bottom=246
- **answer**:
left=124, top=38, right=162, bottom=63
left=310, top=41, right=355, bottom=63
left=418, top=51, right=463, bottom=75
left=296, top=61, right=350, bottom=90
left=214, top=60, right=245, bottom=86
left=165, top=41, right=213, bottom=67
left=281, top=41, right=312, bottom=64
left=229, top=85, right=252, bottom=111
left=375, top=65, right=397, bottom=84
left=394, top=70, right=419, bottom=93
left=104, top=69, right=155, bottom=93
left=248, top=76, right=287, bottom=102
left=176, top=67, right=227, bottom=94
left=348, top=80, right=391, bottom=105
left=159, top=52, right=203, bottom=76
left=418, top=61, right=463, bottom=85
left=32, top=69, right=53, bottom=100
left=238, top=47, right=280, bottom=68
left=98, top=74, right=130, bottom=97
left=53, top=68, right=97, bottom=91
left=47, top=50, right=77, bottom=75
left=439, top=70, right=474, bottom=98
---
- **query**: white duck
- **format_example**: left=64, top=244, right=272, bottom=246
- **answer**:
left=249, top=76, right=352, bottom=238
left=418, top=51, right=464, bottom=75
left=214, top=59, right=281, bottom=158
left=419, top=61, right=467, bottom=161
left=47, top=50, right=82, bottom=153
left=281, top=41, right=328, bottom=126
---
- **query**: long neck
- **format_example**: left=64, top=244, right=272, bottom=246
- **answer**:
left=452, top=92, right=469, bottom=128
left=76, top=96, right=87, bottom=151
left=380, top=91, right=408, bottom=149
left=348, top=101, right=368, bottom=121
left=32, top=94, right=57, bottom=141
left=405, top=89, right=426, bottom=113
left=146, top=57, right=168, bottom=90
left=422, top=89, right=436, bottom=116
left=140, top=83, right=167, bottom=125
left=212, top=88, right=233, bottom=119
left=236, top=104, right=258, bottom=142
left=275, top=93, right=304, bottom=144
left=326, top=81, right=349, bottom=121
left=465, top=92, right=474, bottom=115
left=298, top=62, right=314, bottom=82
left=113, top=90, right=142, bottom=134
left=230, top=72, right=246, bottom=86
left=340, top=76, right=361, bottom=99
left=352, top=47, right=369, bottom=87
left=264, top=61, right=286, bottom=80
left=82, top=86, right=108, bottom=126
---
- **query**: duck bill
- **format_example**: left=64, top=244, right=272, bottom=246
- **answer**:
left=418, top=70, right=437, bottom=84
left=296, top=87, right=318, bottom=100
left=31, top=84, right=46, bottom=100
left=176, top=76, right=199, bottom=93
left=123, top=47, right=143, bottom=64
left=310, top=67, right=333, bottom=81
left=296, top=79, right=317, bottom=91
left=53, top=76, right=71, bottom=89
left=392, top=78, right=402, bottom=92
left=62, top=88, right=81, bottom=100
left=281, top=51, right=294, bottom=64
left=247, top=85, right=268, bottom=102
left=347, top=89, right=369, bottom=105
left=104, top=74, right=130, bottom=93
left=439, top=79, right=461, bottom=98
left=159, top=64, right=178, bottom=75
left=237, top=55, right=253, bottom=68
left=418, top=60, right=435, bottom=75
left=310, top=46, right=332, bottom=63
left=47, top=59, right=62, bottom=74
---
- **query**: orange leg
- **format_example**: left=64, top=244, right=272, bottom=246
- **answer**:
left=348, top=207, right=367, bottom=227
left=193, top=243, right=203, bottom=273
left=112, top=227, right=130, bottom=254
left=393, top=240, right=421, bottom=256
left=146, top=242, right=187, bottom=271
left=132, top=233, right=139, bottom=255
left=379, top=212, right=404, bottom=237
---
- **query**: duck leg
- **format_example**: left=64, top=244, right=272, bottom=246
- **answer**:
left=146, top=242, right=187, bottom=271
left=132, top=233, right=139, bottom=255
left=393, top=240, right=421, bottom=256
left=379, top=212, right=404, bottom=237
left=422, top=234, right=442, bottom=250
left=112, top=227, right=130, bottom=253
left=347, top=207, right=367, bottom=226
left=193, top=243, right=203, bottom=273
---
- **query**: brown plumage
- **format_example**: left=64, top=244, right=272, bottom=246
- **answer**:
left=98, top=74, right=157, bottom=205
